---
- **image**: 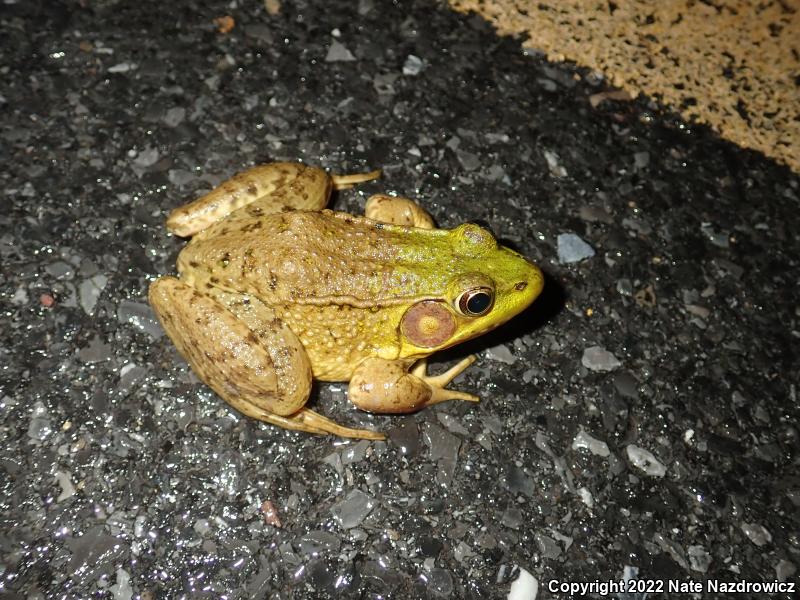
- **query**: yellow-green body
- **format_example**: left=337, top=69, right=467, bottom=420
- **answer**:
left=149, top=162, right=543, bottom=439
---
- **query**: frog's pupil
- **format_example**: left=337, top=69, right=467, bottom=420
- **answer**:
left=467, top=292, right=491, bottom=315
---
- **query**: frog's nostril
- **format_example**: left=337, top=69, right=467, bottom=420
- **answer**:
left=514, top=281, right=528, bottom=291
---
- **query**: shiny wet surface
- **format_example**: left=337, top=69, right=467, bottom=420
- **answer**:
left=1, top=0, right=798, bottom=598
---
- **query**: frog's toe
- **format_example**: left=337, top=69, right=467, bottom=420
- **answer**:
left=331, top=168, right=382, bottom=190
left=365, top=194, right=435, bottom=229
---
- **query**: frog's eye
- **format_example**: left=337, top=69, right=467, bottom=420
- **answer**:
left=456, top=287, right=494, bottom=317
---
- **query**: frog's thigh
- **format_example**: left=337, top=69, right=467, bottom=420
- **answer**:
left=365, top=194, right=435, bottom=229
left=348, top=357, right=479, bottom=413
left=166, top=162, right=332, bottom=237
left=148, top=276, right=311, bottom=417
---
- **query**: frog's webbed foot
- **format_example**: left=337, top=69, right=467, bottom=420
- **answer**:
left=348, top=356, right=479, bottom=414
left=365, top=194, right=435, bottom=229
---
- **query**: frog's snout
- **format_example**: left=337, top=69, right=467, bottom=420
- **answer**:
left=516, top=263, right=545, bottom=308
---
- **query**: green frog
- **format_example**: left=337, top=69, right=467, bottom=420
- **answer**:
left=149, top=162, right=543, bottom=439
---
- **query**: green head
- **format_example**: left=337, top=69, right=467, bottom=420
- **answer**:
left=393, top=222, right=544, bottom=356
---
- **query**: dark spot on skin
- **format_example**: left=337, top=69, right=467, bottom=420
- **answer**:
left=247, top=206, right=264, bottom=217
left=245, top=332, right=259, bottom=344
left=205, top=282, right=214, bottom=289
left=241, top=221, right=263, bottom=233
left=344, top=217, right=353, bottom=224
left=515, top=281, right=528, bottom=291
left=189, top=261, right=199, bottom=268
left=210, top=277, right=219, bottom=284
left=247, top=182, right=258, bottom=196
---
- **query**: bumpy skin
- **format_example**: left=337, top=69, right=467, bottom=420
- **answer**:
left=149, top=162, right=544, bottom=439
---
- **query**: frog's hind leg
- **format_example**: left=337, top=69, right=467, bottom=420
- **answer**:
left=225, top=400, right=385, bottom=440
left=149, top=276, right=384, bottom=439
left=149, top=275, right=311, bottom=416
left=167, top=162, right=332, bottom=237
left=364, top=194, right=435, bottom=229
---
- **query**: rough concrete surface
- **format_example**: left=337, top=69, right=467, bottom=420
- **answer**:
left=1, top=0, right=798, bottom=598
left=451, top=0, right=800, bottom=172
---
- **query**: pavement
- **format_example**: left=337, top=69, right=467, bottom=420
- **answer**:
left=1, top=0, right=798, bottom=598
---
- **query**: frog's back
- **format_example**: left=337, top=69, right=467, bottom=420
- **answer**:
left=178, top=210, right=423, bottom=306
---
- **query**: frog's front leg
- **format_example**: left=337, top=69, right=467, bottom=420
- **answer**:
left=348, top=356, right=479, bottom=413
left=149, top=277, right=384, bottom=440
left=365, top=194, right=435, bottom=229
left=167, top=162, right=381, bottom=237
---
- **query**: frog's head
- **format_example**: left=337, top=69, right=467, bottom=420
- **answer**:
left=398, top=223, right=543, bottom=355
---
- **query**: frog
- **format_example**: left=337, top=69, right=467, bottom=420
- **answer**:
left=149, top=162, right=544, bottom=440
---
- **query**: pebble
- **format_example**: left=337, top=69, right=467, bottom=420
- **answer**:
left=456, top=149, right=481, bottom=171
left=117, top=301, right=163, bottom=339
left=108, top=62, right=136, bottom=73
left=775, top=559, right=796, bottom=581
left=422, top=422, right=460, bottom=463
left=387, top=419, right=420, bottom=456
left=507, top=567, right=538, bottom=600
left=325, top=40, right=356, bottom=62
left=536, top=533, right=561, bottom=559
left=297, top=530, right=341, bottom=556
left=27, top=401, right=53, bottom=443
left=576, top=487, right=594, bottom=508
left=486, top=343, right=517, bottom=364
left=625, top=444, right=666, bottom=477
left=613, top=370, right=639, bottom=399
left=542, top=150, right=567, bottom=178
left=501, top=508, right=523, bottom=529
left=11, top=286, right=29, bottom=306
left=403, top=54, right=424, bottom=76
left=740, top=522, right=772, bottom=546
left=162, top=107, right=186, bottom=127
left=578, top=205, right=613, bottom=224
left=78, top=335, right=112, bottom=363
left=571, top=430, right=610, bottom=457
left=426, top=567, right=454, bottom=596
left=133, top=146, right=160, bottom=168
left=557, top=233, right=595, bottom=263
left=341, top=440, right=370, bottom=465
left=110, top=567, right=133, bottom=600
left=45, top=260, right=74, bottom=279
left=79, top=274, right=108, bottom=315
left=688, top=545, right=711, bottom=573
left=581, top=346, right=621, bottom=371
left=330, top=489, right=374, bottom=529
left=55, top=470, right=77, bottom=501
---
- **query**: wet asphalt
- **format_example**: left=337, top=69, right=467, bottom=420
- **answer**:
left=1, top=0, right=798, bottom=598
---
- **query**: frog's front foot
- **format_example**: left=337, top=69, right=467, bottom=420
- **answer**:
left=348, top=356, right=479, bottom=414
